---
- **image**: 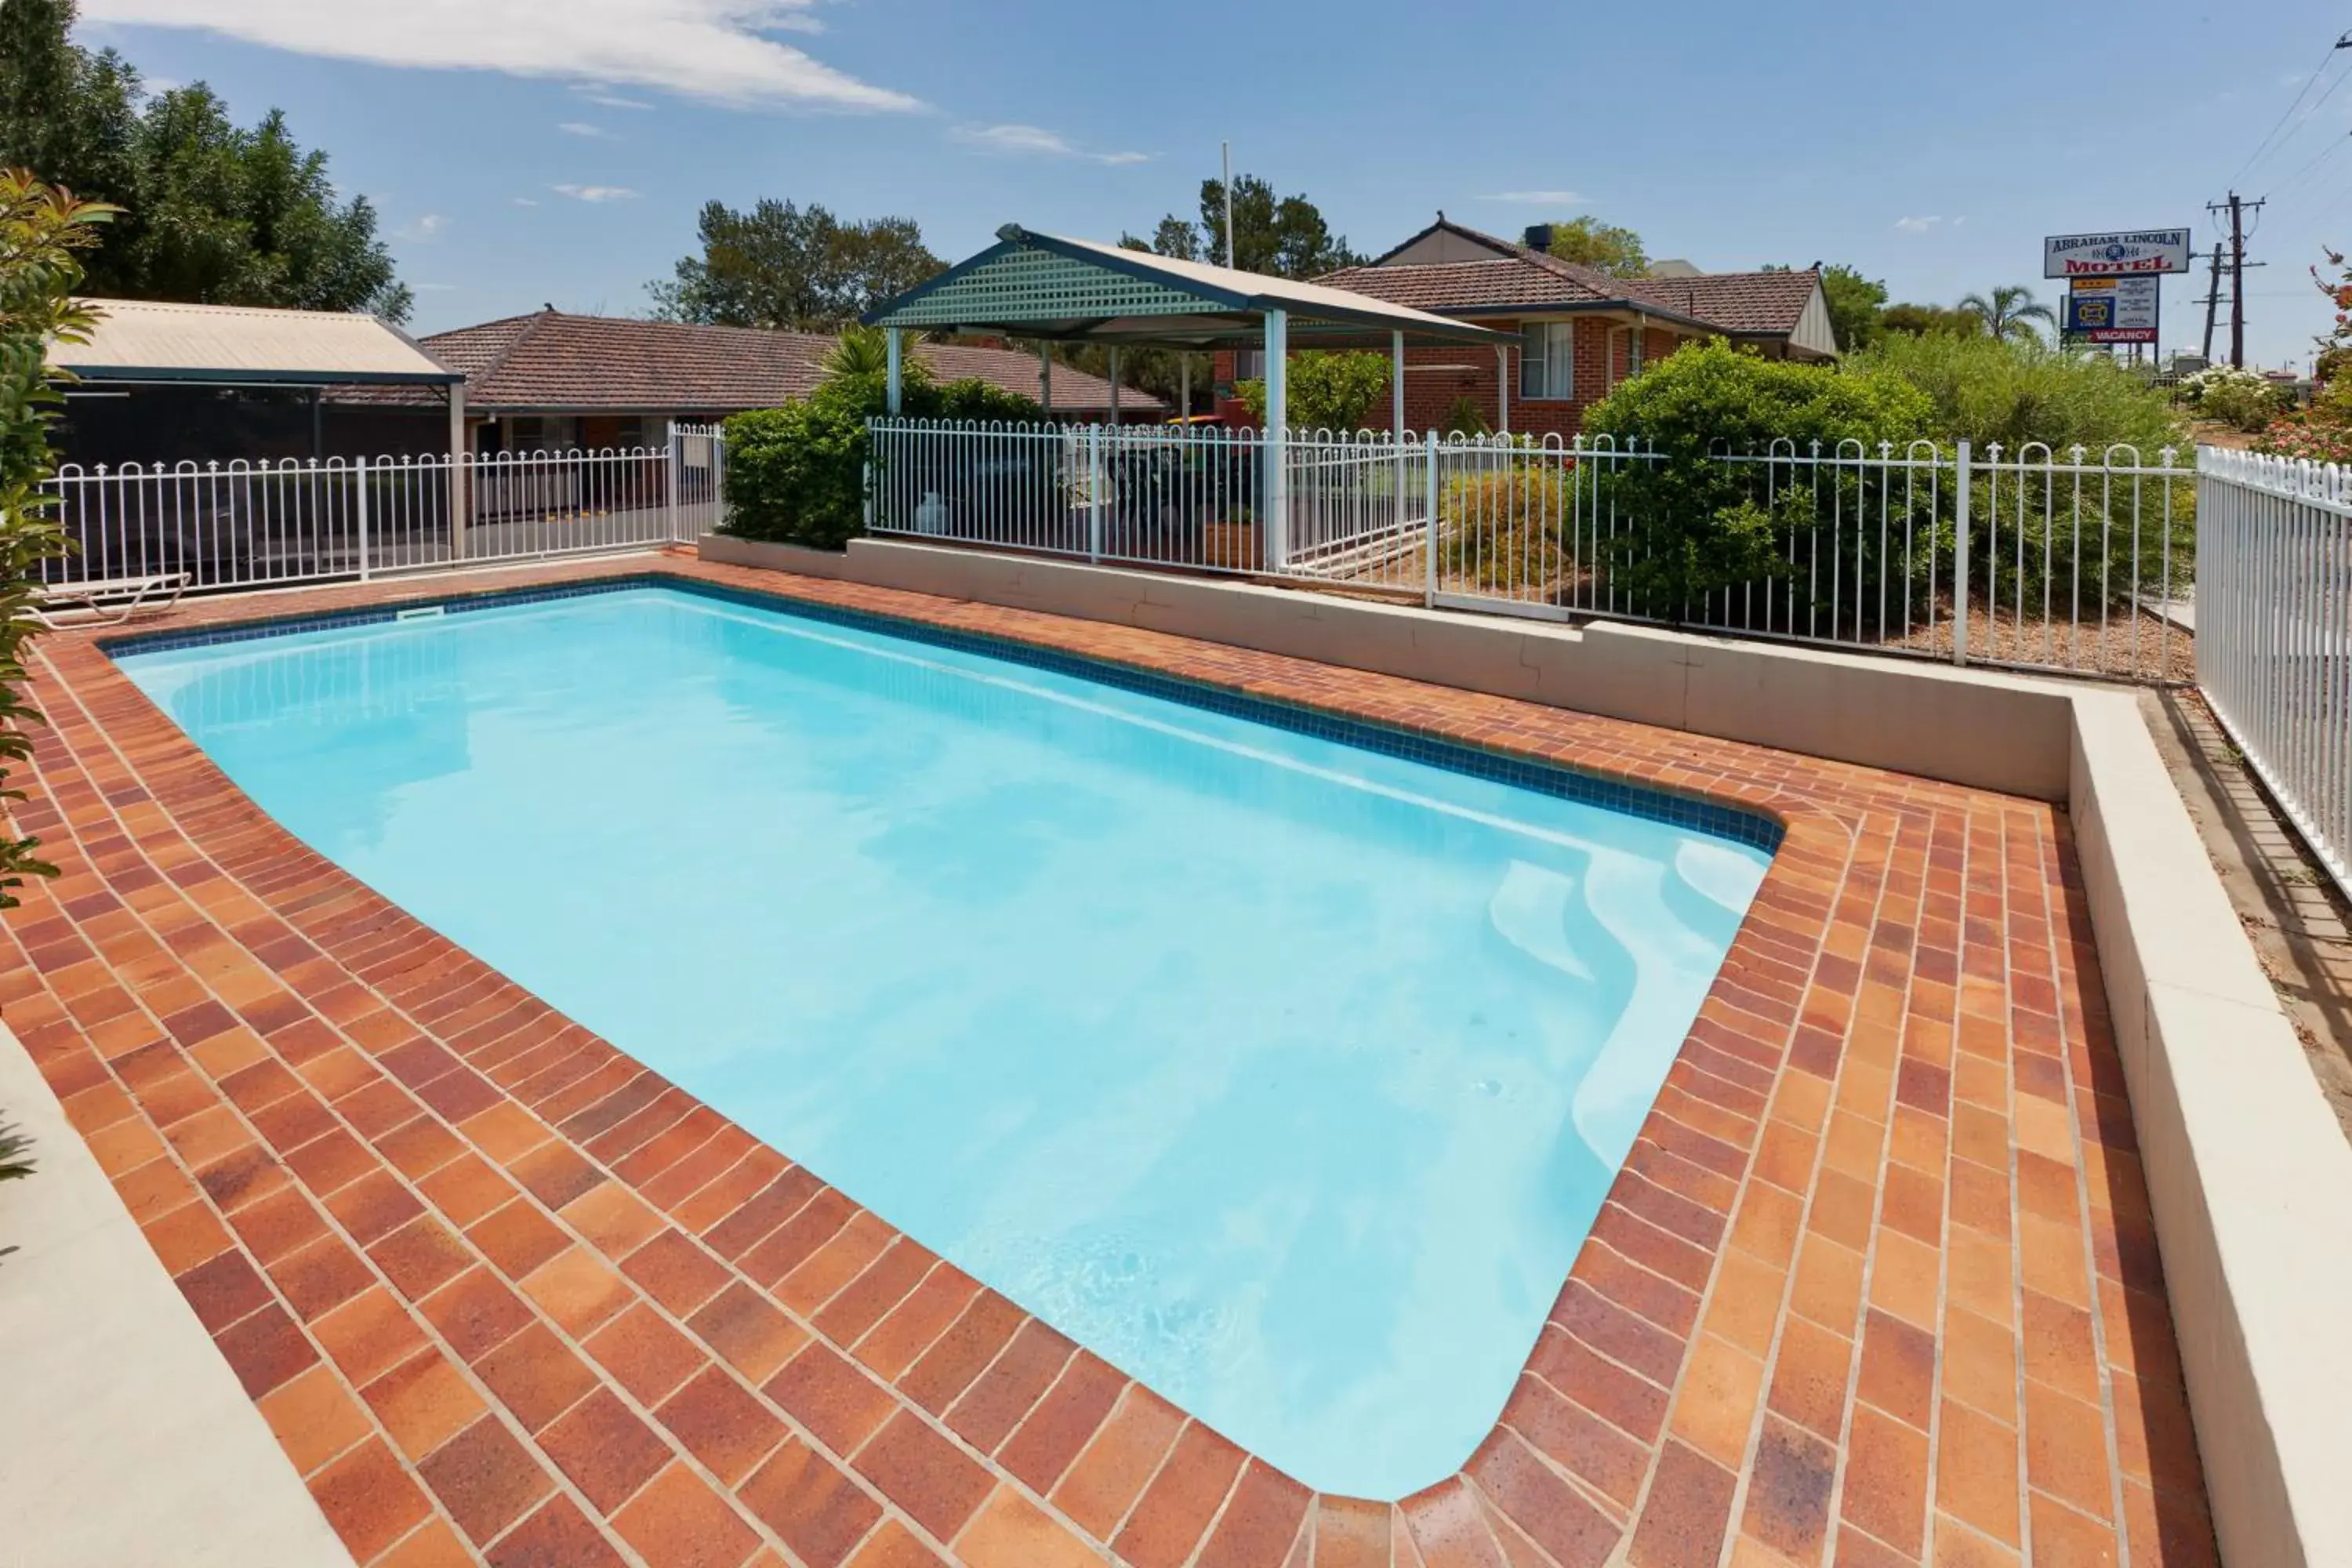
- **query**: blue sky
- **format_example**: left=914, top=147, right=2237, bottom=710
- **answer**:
left=71, top=0, right=2352, bottom=368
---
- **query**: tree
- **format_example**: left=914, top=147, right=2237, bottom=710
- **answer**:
left=652, top=198, right=943, bottom=332
left=1233, top=351, right=1392, bottom=430
left=1880, top=302, right=1984, bottom=339
left=1546, top=216, right=1648, bottom=278
left=1957, top=285, right=2055, bottom=344
left=821, top=323, right=913, bottom=382
left=1144, top=174, right=1362, bottom=279
left=0, top=0, right=406, bottom=318
left=1, top=169, right=114, bottom=910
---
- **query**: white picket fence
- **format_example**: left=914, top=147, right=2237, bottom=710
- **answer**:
left=39, top=425, right=726, bottom=593
left=2198, top=448, right=2352, bottom=901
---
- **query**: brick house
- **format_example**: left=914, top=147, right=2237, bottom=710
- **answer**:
left=1213, top=217, right=1838, bottom=438
left=422, top=310, right=1157, bottom=454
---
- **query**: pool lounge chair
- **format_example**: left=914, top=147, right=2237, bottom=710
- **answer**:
left=31, top=571, right=190, bottom=627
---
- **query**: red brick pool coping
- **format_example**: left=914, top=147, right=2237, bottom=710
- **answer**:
left=0, top=553, right=2214, bottom=1568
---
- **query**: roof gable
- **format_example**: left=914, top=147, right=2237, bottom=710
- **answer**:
left=864, top=226, right=1501, bottom=347
left=1367, top=216, right=1523, bottom=267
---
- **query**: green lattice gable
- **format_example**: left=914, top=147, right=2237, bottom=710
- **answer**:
left=875, top=245, right=1219, bottom=328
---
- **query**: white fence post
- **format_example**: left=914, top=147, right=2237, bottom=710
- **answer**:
left=355, top=456, right=371, bottom=581
left=1424, top=428, right=1440, bottom=608
left=1087, top=424, right=1105, bottom=564
left=1952, top=439, right=1972, bottom=667
left=666, top=421, right=681, bottom=543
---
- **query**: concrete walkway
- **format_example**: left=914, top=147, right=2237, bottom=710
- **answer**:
left=0, top=1018, right=352, bottom=1568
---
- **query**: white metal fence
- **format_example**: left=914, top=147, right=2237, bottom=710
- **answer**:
left=865, top=419, right=1431, bottom=586
left=40, top=424, right=725, bottom=593
left=2198, top=447, right=2352, bottom=901
left=866, top=419, right=2196, bottom=684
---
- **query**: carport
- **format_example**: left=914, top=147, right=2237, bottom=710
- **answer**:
left=862, top=225, right=1504, bottom=555
left=47, top=298, right=466, bottom=469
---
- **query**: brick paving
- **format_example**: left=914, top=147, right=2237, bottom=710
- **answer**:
left=0, top=553, right=2215, bottom=1566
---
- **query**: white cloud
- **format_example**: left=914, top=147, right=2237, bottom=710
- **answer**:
left=399, top=212, right=449, bottom=241
left=558, top=121, right=612, bottom=137
left=1476, top=191, right=1585, bottom=206
left=949, top=123, right=1148, bottom=165
left=573, top=83, right=654, bottom=110
left=1894, top=215, right=1941, bottom=234
left=78, top=0, right=920, bottom=111
left=553, top=183, right=639, bottom=202
left=512, top=196, right=541, bottom=207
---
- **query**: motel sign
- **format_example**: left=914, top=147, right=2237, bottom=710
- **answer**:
left=2043, top=229, right=2194, bottom=278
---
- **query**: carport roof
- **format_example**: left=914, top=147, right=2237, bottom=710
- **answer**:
left=49, top=298, right=462, bottom=387
left=863, top=225, right=1504, bottom=349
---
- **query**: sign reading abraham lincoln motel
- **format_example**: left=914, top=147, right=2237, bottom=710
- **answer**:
left=2042, top=228, right=2194, bottom=278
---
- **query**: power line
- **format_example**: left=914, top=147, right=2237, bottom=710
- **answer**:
left=2233, top=31, right=2352, bottom=191
left=2268, top=129, right=2352, bottom=202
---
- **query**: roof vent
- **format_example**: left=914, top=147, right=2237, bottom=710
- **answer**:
left=1522, top=224, right=1554, bottom=252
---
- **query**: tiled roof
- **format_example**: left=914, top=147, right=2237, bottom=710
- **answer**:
left=1624, top=269, right=1823, bottom=336
left=1320, top=219, right=1821, bottom=341
left=419, top=311, right=1157, bottom=414
left=1312, top=256, right=1618, bottom=314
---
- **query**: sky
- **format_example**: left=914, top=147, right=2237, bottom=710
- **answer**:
left=67, top=0, right=2352, bottom=369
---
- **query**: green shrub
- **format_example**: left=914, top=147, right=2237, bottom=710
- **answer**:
left=1850, top=334, right=2191, bottom=606
left=1234, top=350, right=1392, bottom=430
left=2, top=172, right=114, bottom=910
left=1438, top=460, right=1574, bottom=592
left=722, top=365, right=1048, bottom=550
left=1577, top=339, right=1931, bottom=619
left=1439, top=394, right=1490, bottom=437
left=1853, top=332, right=2184, bottom=455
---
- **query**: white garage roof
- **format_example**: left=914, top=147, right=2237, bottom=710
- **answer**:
left=49, top=299, right=462, bottom=387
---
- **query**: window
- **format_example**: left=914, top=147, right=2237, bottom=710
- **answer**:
left=1519, top=322, right=1574, bottom=401
left=1232, top=349, right=1265, bottom=381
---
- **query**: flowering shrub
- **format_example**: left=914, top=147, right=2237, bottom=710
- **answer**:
left=2252, top=415, right=2352, bottom=465
left=2179, top=365, right=2287, bottom=432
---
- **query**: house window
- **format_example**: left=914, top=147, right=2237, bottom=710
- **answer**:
left=1233, top=349, right=1265, bottom=381
left=1519, top=322, right=1574, bottom=401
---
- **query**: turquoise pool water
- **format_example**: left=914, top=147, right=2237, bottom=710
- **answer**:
left=118, top=583, right=1770, bottom=1499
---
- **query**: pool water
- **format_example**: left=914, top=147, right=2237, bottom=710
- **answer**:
left=119, top=583, right=1771, bottom=1499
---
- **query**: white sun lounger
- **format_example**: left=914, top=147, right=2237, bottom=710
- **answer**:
left=32, top=572, right=191, bottom=627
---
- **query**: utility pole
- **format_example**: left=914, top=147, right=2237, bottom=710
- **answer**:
left=2200, top=241, right=2224, bottom=361
left=2208, top=192, right=2267, bottom=368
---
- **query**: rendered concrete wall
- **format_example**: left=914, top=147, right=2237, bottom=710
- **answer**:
left=697, top=529, right=2352, bottom=1566
left=2067, top=697, right=2352, bottom=1568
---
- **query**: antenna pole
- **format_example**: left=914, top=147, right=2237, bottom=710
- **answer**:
left=1221, top=141, right=1235, bottom=270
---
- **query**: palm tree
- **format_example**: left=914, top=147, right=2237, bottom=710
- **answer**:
left=820, top=323, right=892, bottom=379
left=1957, top=285, right=2057, bottom=343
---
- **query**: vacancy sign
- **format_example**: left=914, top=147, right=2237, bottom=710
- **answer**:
left=2044, top=229, right=2193, bottom=278
left=2063, top=275, right=2159, bottom=344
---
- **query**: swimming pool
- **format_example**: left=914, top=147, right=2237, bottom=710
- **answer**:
left=118, top=581, right=1773, bottom=1499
